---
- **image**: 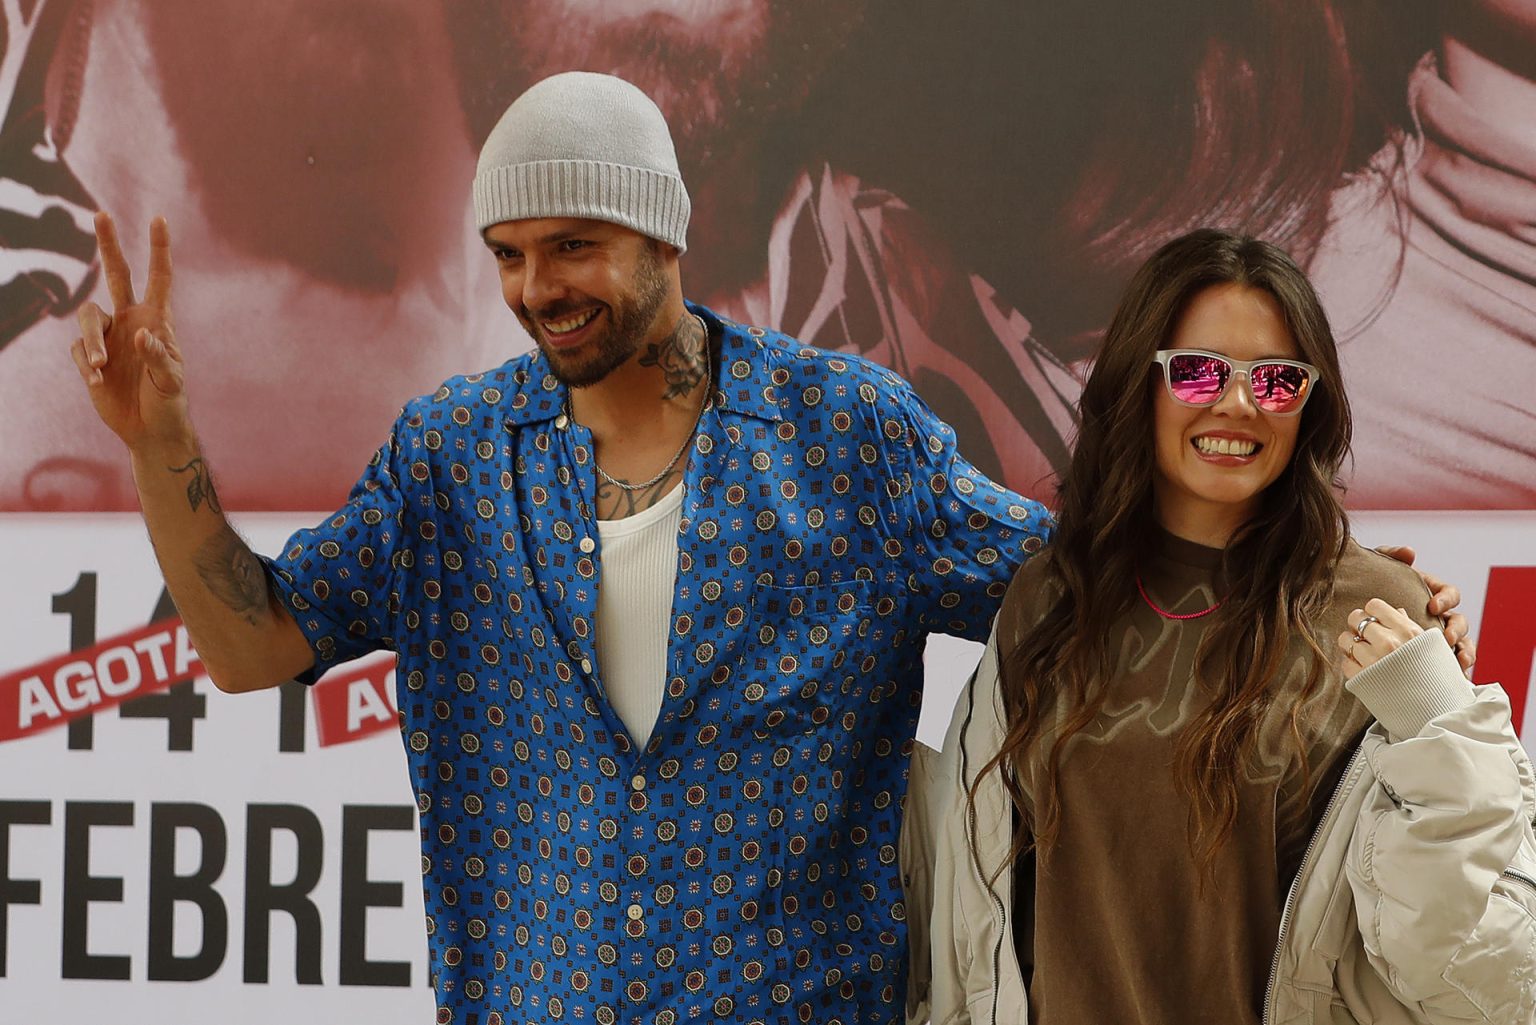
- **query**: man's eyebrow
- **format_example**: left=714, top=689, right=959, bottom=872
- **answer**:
left=536, top=227, right=601, bottom=245
left=482, top=227, right=604, bottom=250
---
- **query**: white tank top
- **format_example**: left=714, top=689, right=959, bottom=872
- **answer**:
left=593, top=483, right=684, bottom=747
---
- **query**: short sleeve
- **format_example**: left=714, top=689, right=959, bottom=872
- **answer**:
left=262, top=412, right=414, bottom=680
left=876, top=378, right=1054, bottom=641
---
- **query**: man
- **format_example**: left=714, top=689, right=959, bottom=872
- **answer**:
left=70, top=71, right=1048, bottom=1024
left=68, top=73, right=1470, bottom=1024
left=444, top=0, right=1080, bottom=500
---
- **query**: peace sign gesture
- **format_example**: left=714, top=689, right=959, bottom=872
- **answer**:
left=69, top=212, right=189, bottom=451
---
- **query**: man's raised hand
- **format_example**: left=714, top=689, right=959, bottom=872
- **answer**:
left=69, top=213, right=188, bottom=450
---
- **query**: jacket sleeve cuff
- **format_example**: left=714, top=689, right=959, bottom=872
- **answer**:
left=1344, top=628, right=1474, bottom=741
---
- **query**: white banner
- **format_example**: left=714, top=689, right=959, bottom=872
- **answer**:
left=0, top=515, right=435, bottom=1024
left=3, top=511, right=1533, bottom=1022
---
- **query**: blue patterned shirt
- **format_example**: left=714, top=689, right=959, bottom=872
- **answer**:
left=265, top=304, right=1052, bottom=1025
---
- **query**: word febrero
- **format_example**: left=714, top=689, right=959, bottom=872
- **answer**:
left=0, top=799, right=418, bottom=984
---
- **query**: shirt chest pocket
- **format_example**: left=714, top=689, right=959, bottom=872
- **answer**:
left=734, top=579, right=875, bottom=738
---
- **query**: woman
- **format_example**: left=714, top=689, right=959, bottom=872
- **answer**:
left=902, top=229, right=1536, bottom=1025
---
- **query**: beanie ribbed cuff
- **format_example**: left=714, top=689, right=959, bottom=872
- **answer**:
left=473, top=159, right=690, bottom=251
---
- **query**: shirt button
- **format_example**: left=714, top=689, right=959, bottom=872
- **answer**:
left=630, top=774, right=646, bottom=792
left=581, top=658, right=593, bottom=674
left=579, top=537, right=595, bottom=553
left=627, top=904, right=644, bottom=921
left=555, top=414, right=569, bottom=429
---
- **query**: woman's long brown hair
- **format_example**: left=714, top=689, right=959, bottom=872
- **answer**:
left=980, top=229, right=1353, bottom=876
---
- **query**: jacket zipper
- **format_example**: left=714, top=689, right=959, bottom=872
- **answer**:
left=1502, top=867, right=1536, bottom=895
left=965, top=749, right=1009, bottom=1025
left=985, top=859, right=1006, bottom=1025
left=1262, top=743, right=1368, bottom=1025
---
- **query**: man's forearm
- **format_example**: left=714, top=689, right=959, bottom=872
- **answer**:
left=129, top=435, right=312, bottom=691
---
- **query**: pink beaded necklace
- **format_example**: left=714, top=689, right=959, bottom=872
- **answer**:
left=1135, top=574, right=1223, bottom=620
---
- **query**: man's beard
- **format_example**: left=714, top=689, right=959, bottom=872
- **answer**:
left=533, top=245, right=672, bottom=389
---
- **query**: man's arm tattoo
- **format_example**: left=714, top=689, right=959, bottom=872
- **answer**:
left=192, top=525, right=272, bottom=626
left=169, top=457, right=223, bottom=514
left=638, top=313, right=708, bottom=400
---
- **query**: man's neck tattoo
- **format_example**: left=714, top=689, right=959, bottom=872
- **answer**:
left=638, top=313, right=710, bottom=400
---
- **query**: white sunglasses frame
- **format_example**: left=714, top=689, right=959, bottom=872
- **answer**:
left=1151, top=348, right=1322, bottom=417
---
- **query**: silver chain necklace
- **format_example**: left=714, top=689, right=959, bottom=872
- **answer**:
left=578, top=315, right=712, bottom=493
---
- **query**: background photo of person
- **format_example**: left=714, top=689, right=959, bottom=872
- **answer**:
left=917, top=0, right=1533, bottom=509
left=7, top=0, right=1529, bottom=512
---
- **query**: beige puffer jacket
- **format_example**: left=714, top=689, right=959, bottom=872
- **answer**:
left=902, top=629, right=1536, bottom=1025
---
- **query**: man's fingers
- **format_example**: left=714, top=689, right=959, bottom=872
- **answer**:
left=69, top=337, right=102, bottom=386
left=1441, top=609, right=1476, bottom=673
left=1419, top=571, right=1459, bottom=617
left=137, top=329, right=183, bottom=396
left=75, top=302, right=110, bottom=367
left=1375, top=544, right=1416, bottom=566
left=143, top=216, right=173, bottom=311
left=94, top=211, right=137, bottom=310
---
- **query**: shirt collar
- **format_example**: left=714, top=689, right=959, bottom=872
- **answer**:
left=694, top=302, right=785, bottom=425
left=499, top=301, right=784, bottom=429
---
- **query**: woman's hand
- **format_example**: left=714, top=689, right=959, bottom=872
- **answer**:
left=1339, top=599, right=1428, bottom=681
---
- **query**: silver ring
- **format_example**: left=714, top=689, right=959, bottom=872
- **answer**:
left=1352, top=614, right=1379, bottom=645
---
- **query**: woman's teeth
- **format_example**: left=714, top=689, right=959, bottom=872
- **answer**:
left=1194, top=436, right=1258, bottom=457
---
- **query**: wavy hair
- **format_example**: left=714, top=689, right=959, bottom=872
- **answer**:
left=978, top=229, right=1353, bottom=876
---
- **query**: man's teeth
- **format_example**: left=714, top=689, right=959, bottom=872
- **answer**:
left=1194, top=436, right=1258, bottom=457
left=544, top=309, right=599, bottom=335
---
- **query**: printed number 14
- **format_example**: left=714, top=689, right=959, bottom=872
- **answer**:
left=50, top=572, right=206, bottom=751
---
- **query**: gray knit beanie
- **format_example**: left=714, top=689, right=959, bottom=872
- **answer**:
left=473, top=72, right=690, bottom=251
